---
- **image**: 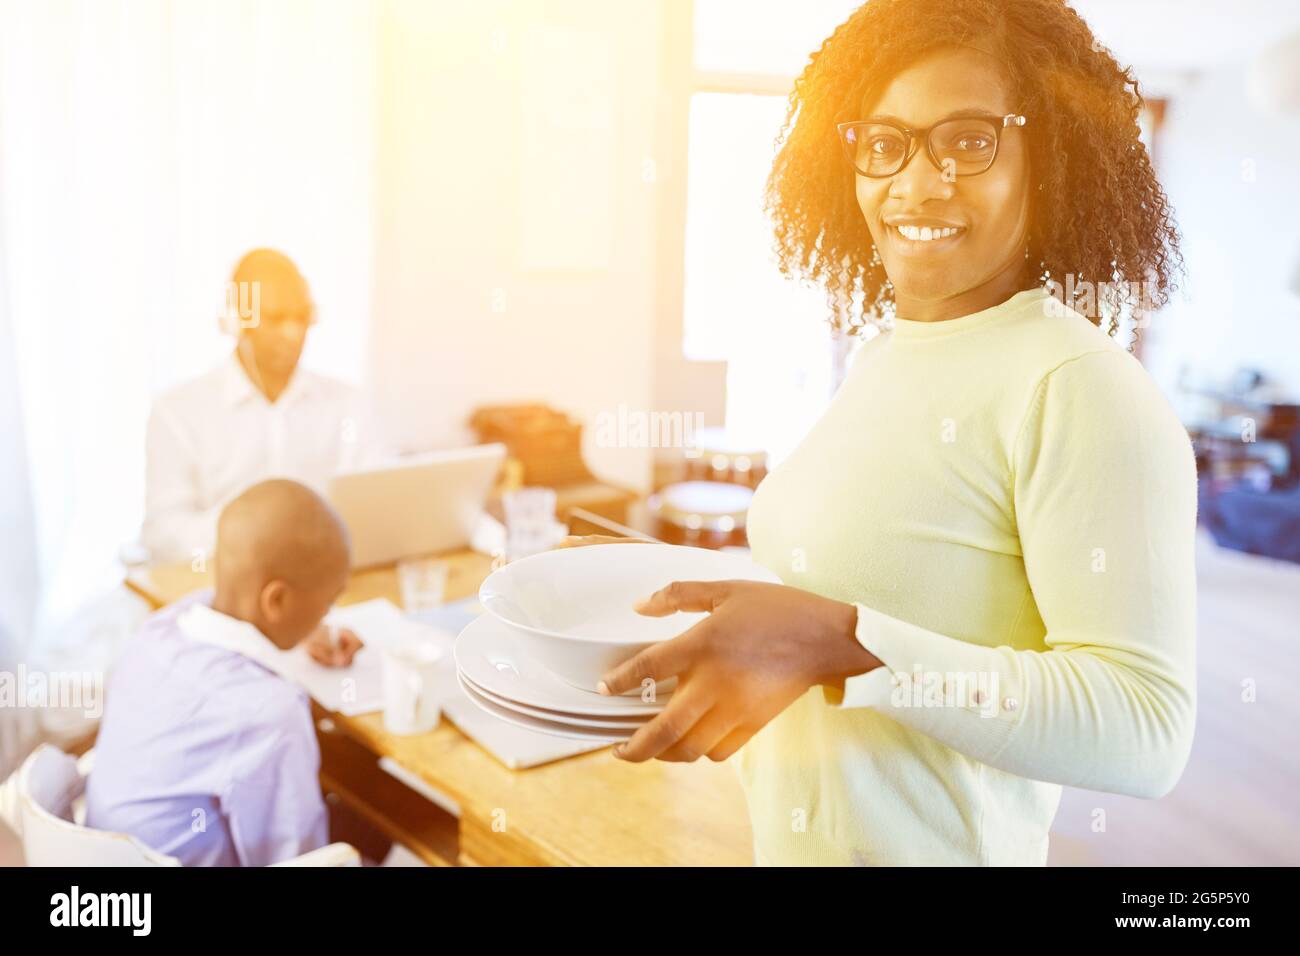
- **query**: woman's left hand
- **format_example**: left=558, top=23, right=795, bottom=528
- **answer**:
left=598, top=580, right=880, bottom=763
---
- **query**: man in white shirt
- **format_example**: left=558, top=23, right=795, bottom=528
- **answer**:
left=141, top=248, right=367, bottom=564
left=87, top=480, right=360, bottom=866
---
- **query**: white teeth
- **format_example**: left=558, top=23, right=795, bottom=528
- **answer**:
left=896, top=225, right=962, bottom=242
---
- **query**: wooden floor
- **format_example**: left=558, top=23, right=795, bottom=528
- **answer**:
left=1048, top=530, right=1300, bottom=865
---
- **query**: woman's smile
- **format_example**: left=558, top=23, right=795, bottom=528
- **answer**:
left=884, top=216, right=969, bottom=255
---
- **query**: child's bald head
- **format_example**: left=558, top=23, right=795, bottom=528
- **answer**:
left=215, top=480, right=350, bottom=648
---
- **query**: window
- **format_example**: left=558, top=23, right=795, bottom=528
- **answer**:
left=680, top=1, right=861, bottom=464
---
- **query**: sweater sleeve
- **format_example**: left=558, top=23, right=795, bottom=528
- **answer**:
left=830, top=349, right=1199, bottom=799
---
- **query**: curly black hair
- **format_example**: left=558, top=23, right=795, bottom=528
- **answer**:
left=765, top=0, right=1183, bottom=338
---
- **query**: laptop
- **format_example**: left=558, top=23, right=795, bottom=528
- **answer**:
left=327, top=443, right=507, bottom=568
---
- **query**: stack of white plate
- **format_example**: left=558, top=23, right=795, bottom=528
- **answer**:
left=454, top=543, right=781, bottom=742
left=456, top=614, right=664, bottom=742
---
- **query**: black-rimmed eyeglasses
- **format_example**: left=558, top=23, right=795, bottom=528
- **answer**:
left=836, top=112, right=1027, bottom=178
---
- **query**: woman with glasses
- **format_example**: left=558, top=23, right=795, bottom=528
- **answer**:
left=592, top=0, right=1194, bottom=865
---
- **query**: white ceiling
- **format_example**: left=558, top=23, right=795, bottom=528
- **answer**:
left=695, top=0, right=1300, bottom=99
left=1070, top=0, right=1300, bottom=71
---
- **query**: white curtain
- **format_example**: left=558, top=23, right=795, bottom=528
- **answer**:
left=0, top=0, right=378, bottom=662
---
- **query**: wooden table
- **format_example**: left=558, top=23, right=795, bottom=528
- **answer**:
left=124, top=551, right=753, bottom=866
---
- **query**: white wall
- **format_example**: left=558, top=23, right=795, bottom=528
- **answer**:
left=0, top=253, right=38, bottom=654
left=1142, top=62, right=1300, bottom=403
left=370, top=0, right=663, bottom=491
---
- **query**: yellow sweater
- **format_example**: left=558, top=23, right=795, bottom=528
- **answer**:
left=741, top=287, right=1198, bottom=866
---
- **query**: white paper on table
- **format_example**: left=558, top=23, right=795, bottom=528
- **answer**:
left=271, top=599, right=456, bottom=716
left=276, top=598, right=609, bottom=767
left=433, top=661, right=609, bottom=769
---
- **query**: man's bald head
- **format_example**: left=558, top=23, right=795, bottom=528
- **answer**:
left=231, top=248, right=307, bottom=296
left=214, top=481, right=350, bottom=647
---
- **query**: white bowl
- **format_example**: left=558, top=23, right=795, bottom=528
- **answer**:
left=478, top=543, right=781, bottom=691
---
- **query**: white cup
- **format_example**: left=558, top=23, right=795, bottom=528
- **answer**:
left=382, top=639, right=443, bottom=735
